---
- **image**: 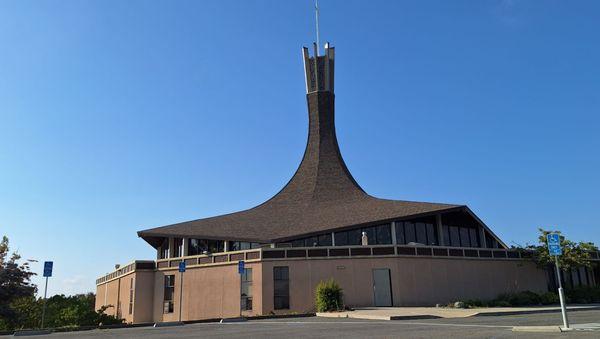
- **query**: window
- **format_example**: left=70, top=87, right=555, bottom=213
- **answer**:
left=128, top=278, right=134, bottom=315
left=415, top=222, right=427, bottom=244
left=318, top=234, right=332, bottom=246
left=442, top=225, right=450, bottom=246
left=159, top=238, right=169, bottom=259
left=230, top=242, right=260, bottom=251
left=395, top=222, right=405, bottom=244
left=163, top=275, right=175, bottom=314
left=426, top=223, right=437, bottom=245
left=174, top=238, right=183, bottom=257
left=273, top=267, right=289, bottom=310
left=449, top=226, right=460, bottom=247
left=334, top=231, right=348, bottom=246
left=469, top=228, right=479, bottom=248
left=459, top=228, right=470, bottom=247
left=404, top=222, right=416, bottom=244
left=241, top=268, right=253, bottom=311
left=347, top=229, right=362, bottom=245
left=374, top=224, right=392, bottom=244
left=188, top=239, right=225, bottom=255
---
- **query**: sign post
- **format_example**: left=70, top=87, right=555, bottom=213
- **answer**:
left=547, top=233, right=569, bottom=329
left=178, top=261, right=186, bottom=322
left=238, top=261, right=245, bottom=318
left=40, top=261, right=53, bottom=329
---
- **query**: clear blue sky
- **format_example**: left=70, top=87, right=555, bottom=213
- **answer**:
left=1, top=0, right=598, bottom=296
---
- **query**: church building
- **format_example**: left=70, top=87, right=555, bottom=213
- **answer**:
left=96, top=43, right=599, bottom=324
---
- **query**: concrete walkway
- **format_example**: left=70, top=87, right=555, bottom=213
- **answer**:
left=317, top=304, right=600, bottom=320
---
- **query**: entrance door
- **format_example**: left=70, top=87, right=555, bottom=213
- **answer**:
left=372, top=268, right=392, bottom=307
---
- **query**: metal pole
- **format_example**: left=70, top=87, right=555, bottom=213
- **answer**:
left=239, top=273, right=243, bottom=318
left=315, top=0, right=320, bottom=56
left=179, top=270, right=183, bottom=322
left=554, top=255, right=569, bottom=329
left=40, top=276, right=48, bottom=329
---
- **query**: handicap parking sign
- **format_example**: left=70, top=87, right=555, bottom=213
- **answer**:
left=547, top=233, right=562, bottom=256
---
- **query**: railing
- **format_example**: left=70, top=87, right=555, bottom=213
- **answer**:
left=155, top=249, right=262, bottom=270
left=261, top=245, right=600, bottom=261
left=96, top=260, right=155, bottom=285
left=97, top=247, right=600, bottom=284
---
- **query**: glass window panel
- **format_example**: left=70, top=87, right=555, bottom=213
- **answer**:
left=450, top=226, right=460, bottom=247
left=395, top=222, right=405, bottom=244
left=469, top=228, right=479, bottom=248
left=305, top=236, right=318, bottom=247
left=273, top=267, right=289, bottom=310
left=376, top=224, right=392, bottom=244
left=291, top=239, right=305, bottom=247
left=334, top=231, right=348, bottom=246
left=442, top=225, right=450, bottom=246
left=250, top=243, right=260, bottom=249
left=318, top=234, right=332, bottom=246
left=415, top=223, right=427, bottom=244
left=404, top=222, right=416, bottom=243
left=426, top=223, right=437, bottom=245
left=362, top=227, right=376, bottom=245
left=460, top=228, right=471, bottom=247
left=347, top=229, right=362, bottom=245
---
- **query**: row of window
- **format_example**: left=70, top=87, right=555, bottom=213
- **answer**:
left=159, top=239, right=262, bottom=259
left=285, top=222, right=499, bottom=249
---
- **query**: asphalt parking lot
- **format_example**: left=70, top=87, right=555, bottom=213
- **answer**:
left=7, top=310, right=600, bottom=338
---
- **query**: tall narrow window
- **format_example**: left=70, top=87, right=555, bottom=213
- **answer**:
left=273, top=267, right=289, bottom=310
left=449, top=226, right=460, bottom=247
left=375, top=224, right=392, bottom=244
left=163, top=275, right=175, bottom=314
left=426, top=223, right=437, bottom=245
left=241, top=268, right=253, bottom=311
left=459, top=228, right=471, bottom=247
left=395, top=222, right=405, bottom=245
left=128, top=278, right=134, bottom=315
left=173, top=238, right=183, bottom=257
left=469, top=228, right=479, bottom=248
left=160, top=238, right=170, bottom=259
left=415, top=222, right=427, bottom=244
left=404, top=222, right=416, bottom=244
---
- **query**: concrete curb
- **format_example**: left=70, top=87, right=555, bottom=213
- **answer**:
left=219, top=317, right=247, bottom=323
left=317, top=312, right=441, bottom=321
left=512, top=326, right=562, bottom=333
left=13, top=330, right=53, bottom=336
left=153, top=321, right=184, bottom=327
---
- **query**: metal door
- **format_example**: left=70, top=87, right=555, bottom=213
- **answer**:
left=372, top=268, right=392, bottom=307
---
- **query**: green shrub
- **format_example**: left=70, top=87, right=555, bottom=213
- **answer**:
left=493, top=291, right=541, bottom=306
left=315, top=279, right=344, bottom=312
left=566, top=286, right=600, bottom=304
left=539, top=292, right=559, bottom=305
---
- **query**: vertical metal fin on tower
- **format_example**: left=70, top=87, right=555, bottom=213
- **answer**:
left=303, top=43, right=335, bottom=94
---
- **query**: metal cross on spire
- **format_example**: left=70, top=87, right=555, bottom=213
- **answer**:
left=315, top=0, right=321, bottom=56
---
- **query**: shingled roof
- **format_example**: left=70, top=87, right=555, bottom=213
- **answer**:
left=138, top=44, right=464, bottom=247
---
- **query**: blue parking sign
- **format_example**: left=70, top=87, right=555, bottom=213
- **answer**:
left=238, top=260, right=245, bottom=274
left=547, top=233, right=562, bottom=256
left=178, top=261, right=186, bottom=273
left=43, top=261, right=53, bottom=277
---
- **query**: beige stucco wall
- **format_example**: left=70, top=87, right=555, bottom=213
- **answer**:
left=261, top=257, right=547, bottom=313
left=98, top=256, right=547, bottom=323
left=132, top=271, right=155, bottom=323
left=95, top=271, right=154, bottom=324
left=152, top=262, right=263, bottom=323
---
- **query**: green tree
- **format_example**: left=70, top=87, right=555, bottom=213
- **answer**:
left=526, top=228, right=597, bottom=270
left=0, top=235, right=37, bottom=330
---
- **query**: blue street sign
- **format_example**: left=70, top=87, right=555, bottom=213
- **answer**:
left=547, top=233, right=562, bottom=256
left=178, top=261, right=186, bottom=273
left=238, top=260, right=245, bottom=274
left=43, top=261, right=53, bottom=277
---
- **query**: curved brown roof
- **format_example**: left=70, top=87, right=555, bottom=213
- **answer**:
left=138, top=45, right=462, bottom=247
